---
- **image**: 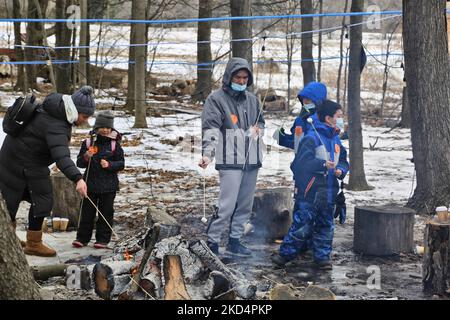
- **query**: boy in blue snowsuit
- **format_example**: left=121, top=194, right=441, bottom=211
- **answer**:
left=272, top=100, right=349, bottom=269
left=275, top=82, right=327, bottom=152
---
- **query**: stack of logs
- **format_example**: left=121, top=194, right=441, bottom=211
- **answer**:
left=33, top=207, right=257, bottom=300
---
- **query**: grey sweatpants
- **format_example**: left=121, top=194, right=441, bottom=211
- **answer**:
left=207, top=169, right=259, bottom=244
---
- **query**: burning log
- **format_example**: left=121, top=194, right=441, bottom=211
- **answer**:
left=154, top=236, right=205, bottom=282
left=251, top=187, right=293, bottom=240
left=423, top=220, right=450, bottom=296
left=113, top=207, right=180, bottom=255
left=118, top=224, right=160, bottom=300
left=163, top=255, right=191, bottom=300
left=189, top=240, right=256, bottom=299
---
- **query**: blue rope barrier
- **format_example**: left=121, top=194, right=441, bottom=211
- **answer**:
left=11, top=14, right=402, bottom=51
left=0, top=11, right=408, bottom=24
left=0, top=53, right=404, bottom=66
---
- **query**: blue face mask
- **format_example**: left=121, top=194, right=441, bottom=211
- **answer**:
left=231, top=82, right=247, bottom=92
left=336, top=118, right=345, bottom=131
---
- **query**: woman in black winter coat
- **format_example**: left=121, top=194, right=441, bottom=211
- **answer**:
left=73, top=111, right=125, bottom=249
left=0, top=86, right=95, bottom=257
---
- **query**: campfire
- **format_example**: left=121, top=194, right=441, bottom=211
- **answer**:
left=86, top=223, right=256, bottom=300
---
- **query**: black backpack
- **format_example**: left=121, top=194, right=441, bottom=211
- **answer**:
left=2, top=94, right=39, bottom=137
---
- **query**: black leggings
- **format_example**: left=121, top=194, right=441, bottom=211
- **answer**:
left=76, top=192, right=116, bottom=244
left=28, top=208, right=45, bottom=231
left=6, top=188, right=46, bottom=231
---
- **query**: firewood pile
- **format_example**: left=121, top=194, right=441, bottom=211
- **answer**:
left=87, top=224, right=256, bottom=300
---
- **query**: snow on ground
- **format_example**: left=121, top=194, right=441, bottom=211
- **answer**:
left=0, top=109, right=415, bottom=213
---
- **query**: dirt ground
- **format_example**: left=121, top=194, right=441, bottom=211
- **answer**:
left=14, top=167, right=436, bottom=301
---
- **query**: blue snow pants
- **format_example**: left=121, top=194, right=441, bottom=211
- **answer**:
left=279, top=198, right=335, bottom=263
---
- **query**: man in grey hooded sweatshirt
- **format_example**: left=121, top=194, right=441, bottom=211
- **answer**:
left=199, top=57, right=265, bottom=257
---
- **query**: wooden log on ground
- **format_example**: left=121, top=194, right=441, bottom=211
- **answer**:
left=139, top=258, right=163, bottom=299
left=154, top=236, right=205, bottom=283
left=92, top=260, right=138, bottom=300
left=354, top=206, right=415, bottom=256
left=31, top=264, right=67, bottom=281
left=50, top=171, right=81, bottom=228
left=189, top=240, right=256, bottom=299
left=145, top=205, right=181, bottom=240
left=163, top=255, right=191, bottom=300
left=422, top=220, right=450, bottom=296
left=251, top=187, right=292, bottom=240
left=92, top=263, right=114, bottom=300
left=204, top=271, right=236, bottom=300
left=114, top=208, right=180, bottom=254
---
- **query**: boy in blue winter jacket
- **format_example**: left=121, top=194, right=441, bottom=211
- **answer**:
left=272, top=100, right=349, bottom=269
left=275, top=81, right=327, bottom=152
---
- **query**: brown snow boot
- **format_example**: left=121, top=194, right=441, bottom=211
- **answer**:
left=24, top=230, right=56, bottom=257
left=11, top=221, right=26, bottom=248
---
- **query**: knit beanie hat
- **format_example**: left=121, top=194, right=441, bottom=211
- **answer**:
left=94, top=110, right=114, bottom=130
left=72, top=85, right=96, bottom=116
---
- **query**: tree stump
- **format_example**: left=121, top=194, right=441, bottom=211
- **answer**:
left=50, top=171, right=82, bottom=227
left=422, top=220, right=450, bottom=296
left=353, top=206, right=415, bottom=256
left=250, top=187, right=292, bottom=240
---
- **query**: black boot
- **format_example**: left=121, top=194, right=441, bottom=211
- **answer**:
left=226, top=237, right=252, bottom=257
left=314, top=259, right=332, bottom=270
left=270, top=253, right=291, bottom=267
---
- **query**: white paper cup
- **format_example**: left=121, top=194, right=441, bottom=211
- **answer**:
left=52, top=217, right=61, bottom=231
left=436, top=206, right=448, bottom=222
left=60, top=218, right=69, bottom=231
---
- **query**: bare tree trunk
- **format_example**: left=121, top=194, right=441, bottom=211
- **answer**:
left=54, top=0, right=72, bottom=93
left=230, top=0, right=253, bottom=67
left=399, top=86, right=411, bottom=128
left=285, top=1, right=297, bottom=109
left=300, top=0, right=315, bottom=86
left=380, top=22, right=400, bottom=118
left=317, top=0, right=323, bottom=82
left=126, top=20, right=136, bottom=111
left=32, top=0, right=56, bottom=91
left=193, top=0, right=213, bottom=102
left=342, top=47, right=349, bottom=113
left=336, top=0, right=349, bottom=104
left=133, top=0, right=148, bottom=128
left=25, top=0, right=44, bottom=90
left=78, top=0, right=88, bottom=86
left=347, top=0, right=370, bottom=191
left=13, top=0, right=27, bottom=93
left=403, top=0, right=450, bottom=213
left=0, top=195, right=41, bottom=300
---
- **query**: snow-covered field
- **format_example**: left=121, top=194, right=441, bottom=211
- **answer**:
left=0, top=109, right=414, bottom=209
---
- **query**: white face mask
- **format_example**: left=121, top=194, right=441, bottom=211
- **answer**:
left=336, top=118, right=345, bottom=131
left=303, top=103, right=315, bottom=112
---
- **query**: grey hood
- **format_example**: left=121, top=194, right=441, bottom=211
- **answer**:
left=222, top=57, right=254, bottom=89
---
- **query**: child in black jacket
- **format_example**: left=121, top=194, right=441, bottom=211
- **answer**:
left=73, top=111, right=125, bottom=249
